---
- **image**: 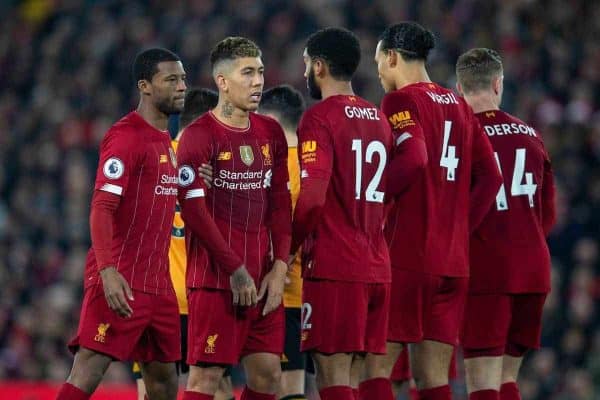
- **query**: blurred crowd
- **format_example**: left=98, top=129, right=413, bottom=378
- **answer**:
left=0, top=0, right=598, bottom=399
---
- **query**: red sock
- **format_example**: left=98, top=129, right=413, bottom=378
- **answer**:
left=352, top=388, right=359, bottom=400
left=183, top=391, right=214, bottom=400
left=240, top=386, right=275, bottom=400
left=500, top=382, right=521, bottom=400
left=319, top=385, right=354, bottom=400
left=470, top=389, right=499, bottom=400
left=418, top=385, right=451, bottom=400
left=359, top=378, right=394, bottom=400
left=410, top=386, right=421, bottom=400
left=56, top=383, right=90, bottom=400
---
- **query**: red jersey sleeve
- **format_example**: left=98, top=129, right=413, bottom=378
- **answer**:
left=381, top=91, right=428, bottom=198
left=89, top=190, right=121, bottom=270
left=94, top=129, right=139, bottom=196
left=266, top=122, right=293, bottom=261
left=177, top=128, right=243, bottom=274
left=541, top=155, right=556, bottom=236
left=291, top=112, right=332, bottom=252
left=469, top=115, right=503, bottom=232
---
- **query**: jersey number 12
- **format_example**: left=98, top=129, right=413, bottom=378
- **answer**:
left=352, top=139, right=387, bottom=203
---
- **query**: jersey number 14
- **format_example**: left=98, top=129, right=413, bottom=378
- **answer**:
left=352, top=139, right=387, bottom=203
left=494, top=148, right=537, bottom=211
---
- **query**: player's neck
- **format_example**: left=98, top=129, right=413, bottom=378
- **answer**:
left=213, top=99, right=250, bottom=129
left=320, top=80, right=354, bottom=100
left=136, top=101, right=169, bottom=131
left=395, top=65, right=431, bottom=90
left=463, top=92, right=500, bottom=114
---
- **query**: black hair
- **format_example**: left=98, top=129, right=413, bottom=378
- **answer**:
left=305, top=27, right=361, bottom=81
left=210, top=37, right=262, bottom=73
left=379, top=22, right=435, bottom=61
left=132, top=48, right=181, bottom=83
left=260, top=85, right=306, bottom=130
left=179, top=88, right=218, bottom=129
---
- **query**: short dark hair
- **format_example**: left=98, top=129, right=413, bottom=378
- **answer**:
left=260, top=85, right=306, bottom=130
left=179, top=88, right=218, bottom=129
left=456, top=48, right=503, bottom=94
left=132, top=48, right=181, bottom=83
left=306, top=27, right=361, bottom=81
left=379, top=22, right=435, bottom=61
left=210, top=37, right=262, bottom=73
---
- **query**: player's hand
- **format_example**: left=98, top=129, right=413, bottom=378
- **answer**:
left=230, top=265, right=257, bottom=307
left=287, top=254, right=296, bottom=266
left=198, top=163, right=214, bottom=189
left=257, top=259, right=287, bottom=316
left=100, top=267, right=134, bottom=318
left=285, top=254, right=296, bottom=284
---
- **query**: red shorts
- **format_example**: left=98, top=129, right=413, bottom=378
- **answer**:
left=301, top=279, right=390, bottom=354
left=462, top=293, right=547, bottom=358
left=69, top=284, right=180, bottom=362
left=390, top=347, right=411, bottom=381
left=388, top=269, right=468, bottom=346
left=187, top=288, right=284, bottom=365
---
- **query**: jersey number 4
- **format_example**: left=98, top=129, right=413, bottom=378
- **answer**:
left=440, top=120, right=459, bottom=181
left=495, top=148, right=537, bottom=211
left=352, top=139, right=387, bottom=203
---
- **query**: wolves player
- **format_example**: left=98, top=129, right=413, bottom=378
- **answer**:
left=456, top=48, right=555, bottom=400
left=57, top=48, right=185, bottom=400
left=177, top=37, right=291, bottom=400
left=291, top=27, right=395, bottom=400
left=374, top=22, right=502, bottom=400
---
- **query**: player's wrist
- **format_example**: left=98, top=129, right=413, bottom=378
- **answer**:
left=99, top=265, right=117, bottom=276
left=272, top=260, right=288, bottom=275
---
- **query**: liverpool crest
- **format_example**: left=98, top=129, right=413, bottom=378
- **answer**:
left=239, top=145, right=254, bottom=166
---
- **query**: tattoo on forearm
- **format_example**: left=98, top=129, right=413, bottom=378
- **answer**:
left=222, top=101, right=234, bottom=118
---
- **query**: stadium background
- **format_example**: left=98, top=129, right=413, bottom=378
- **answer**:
left=0, top=0, right=598, bottom=399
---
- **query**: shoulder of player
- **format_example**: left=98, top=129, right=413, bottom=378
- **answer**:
left=179, top=113, right=216, bottom=142
left=381, top=89, right=420, bottom=112
left=250, top=112, right=283, bottom=131
left=102, top=115, right=142, bottom=147
left=184, top=112, right=214, bottom=132
left=249, top=113, right=287, bottom=143
left=298, top=102, right=329, bottom=128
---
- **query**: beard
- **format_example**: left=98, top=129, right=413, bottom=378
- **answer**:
left=307, top=67, right=322, bottom=100
left=156, top=97, right=184, bottom=115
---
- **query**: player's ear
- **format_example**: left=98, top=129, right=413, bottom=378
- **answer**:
left=138, top=79, right=152, bottom=96
left=313, top=59, right=326, bottom=78
left=492, top=75, right=504, bottom=94
left=387, top=49, right=398, bottom=68
left=492, top=75, right=502, bottom=95
left=215, top=73, right=228, bottom=93
left=456, top=82, right=464, bottom=96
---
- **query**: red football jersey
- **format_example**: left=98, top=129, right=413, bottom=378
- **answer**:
left=470, top=110, right=555, bottom=293
left=294, top=95, right=392, bottom=283
left=85, top=111, right=178, bottom=295
left=382, top=82, right=500, bottom=277
left=177, top=112, right=292, bottom=290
